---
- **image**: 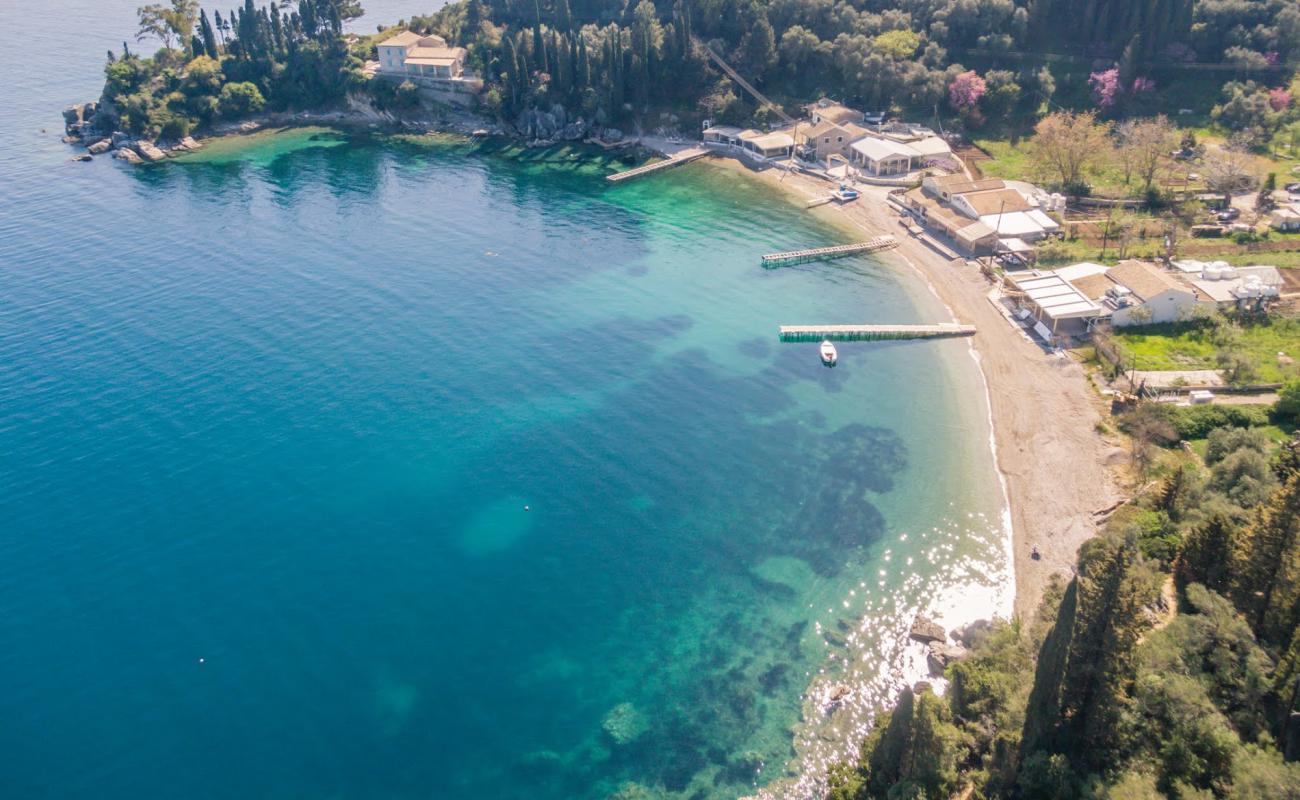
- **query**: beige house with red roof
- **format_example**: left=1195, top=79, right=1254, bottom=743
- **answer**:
left=377, top=31, right=469, bottom=80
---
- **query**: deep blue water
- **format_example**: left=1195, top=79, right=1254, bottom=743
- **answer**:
left=0, top=3, right=1008, bottom=799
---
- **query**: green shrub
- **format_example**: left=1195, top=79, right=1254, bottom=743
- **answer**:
left=1170, top=405, right=1269, bottom=439
left=1276, top=378, right=1300, bottom=420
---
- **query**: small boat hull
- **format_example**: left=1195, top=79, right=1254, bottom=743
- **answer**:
left=820, top=341, right=838, bottom=367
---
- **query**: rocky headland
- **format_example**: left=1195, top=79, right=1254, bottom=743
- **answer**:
left=62, top=94, right=639, bottom=166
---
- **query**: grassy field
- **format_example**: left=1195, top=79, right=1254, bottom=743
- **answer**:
left=1111, top=318, right=1300, bottom=383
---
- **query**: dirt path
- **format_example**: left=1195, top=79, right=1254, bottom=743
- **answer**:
left=732, top=161, right=1120, bottom=619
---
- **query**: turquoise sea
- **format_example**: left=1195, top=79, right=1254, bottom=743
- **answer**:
left=0, top=3, right=1009, bottom=799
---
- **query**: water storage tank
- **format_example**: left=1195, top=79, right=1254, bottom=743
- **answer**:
left=1220, top=265, right=1237, bottom=279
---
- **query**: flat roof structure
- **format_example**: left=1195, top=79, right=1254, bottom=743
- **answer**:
left=1009, top=272, right=1104, bottom=320
left=962, top=188, right=1033, bottom=216
left=703, top=125, right=744, bottom=137
left=851, top=137, right=921, bottom=161
left=745, top=132, right=795, bottom=150
left=908, top=136, right=954, bottom=157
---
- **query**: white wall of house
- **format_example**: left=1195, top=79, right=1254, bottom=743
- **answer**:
left=1111, top=289, right=1201, bottom=327
left=378, top=45, right=406, bottom=72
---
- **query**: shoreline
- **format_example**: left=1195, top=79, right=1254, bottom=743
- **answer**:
left=710, top=156, right=1119, bottom=622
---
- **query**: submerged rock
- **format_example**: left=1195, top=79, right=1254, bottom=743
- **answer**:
left=71, top=154, right=92, bottom=162
left=601, top=702, right=649, bottom=746
left=926, top=641, right=968, bottom=676
left=607, top=782, right=658, bottom=800
left=909, top=614, right=946, bottom=644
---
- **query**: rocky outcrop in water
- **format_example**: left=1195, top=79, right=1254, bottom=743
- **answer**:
left=87, top=138, right=112, bottom=155
left=113, top=147, right=142, bottom=165
left=908, top=614, right=946, bottom=644
left=135, top=141, right=167, bottom=162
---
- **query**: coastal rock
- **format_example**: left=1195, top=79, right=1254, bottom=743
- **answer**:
left=601, top=702, right=648, bottom=746
left=239, top=121, right=262, bottom=133
left=111, top=131, right=132, bottom=148
left=951, top=618, right=994, bottom=648
left=114, top=147, right=143, bottom=165
left=173, top=136, right=202, bottom=152
left=72, top=154, right=92, bottom=162
left=600, top=127, right=624, bottom=143
left=87, top=139, right=112, bottom=155
left=135, top=141, right=167, bottom=162
left=560, top=121, right=586, bottom=141
left=908, top=614, right=946, bottom=644
left=926, top=642, right=968, bottom=676
left=62, top=102, right=95, bottom=132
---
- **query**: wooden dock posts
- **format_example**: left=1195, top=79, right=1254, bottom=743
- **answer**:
left=760, top=236, right=899, bottom=267
left=606, top=147, right=709, bottom=182
left=778, top=323, right=976, bottom=343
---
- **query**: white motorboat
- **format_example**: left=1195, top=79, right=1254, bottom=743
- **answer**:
left=831, top=183, right=860, bottom=203
left=820, top=340, right=838, bottom=367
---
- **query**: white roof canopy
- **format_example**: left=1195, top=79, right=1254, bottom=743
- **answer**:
left=851, top=137, right=920, bottom=161
left=1012, top=273, right=1103, bottom=320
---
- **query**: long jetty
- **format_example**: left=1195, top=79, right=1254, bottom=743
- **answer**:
left=761, top=236, right=899, bottom=267
left=606, top=147, right=709, bottom=183
left=778, top=323, right=976, bottom=343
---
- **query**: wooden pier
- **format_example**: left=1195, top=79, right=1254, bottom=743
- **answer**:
left=778, top=323, right=976, bottom=343
left=606, top=147, right=709, bottom=182
left=760, top=236, right=899, bottom=267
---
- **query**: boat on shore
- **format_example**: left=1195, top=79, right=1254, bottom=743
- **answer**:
left=831, top=184, right=860, bottom=203
left=820, top=340, right=838, bottom=367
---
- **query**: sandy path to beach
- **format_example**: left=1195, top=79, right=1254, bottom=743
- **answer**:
left=728, top=161, right=1119, bottom=619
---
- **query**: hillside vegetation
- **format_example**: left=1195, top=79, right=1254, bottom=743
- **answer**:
left=827, top=430, right=1300, bottom=799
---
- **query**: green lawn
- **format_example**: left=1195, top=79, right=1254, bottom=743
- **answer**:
left=1111, top=318, right=1300, bottom=384
left=974, top=138, right=1149, bottom=199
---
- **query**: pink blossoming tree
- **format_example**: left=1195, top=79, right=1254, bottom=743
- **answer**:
left=948, top=70, right=987, bottom=112
left=1089, top=68, right=1120, bottom=108
left=1271, top=87, right=1293, bottom=111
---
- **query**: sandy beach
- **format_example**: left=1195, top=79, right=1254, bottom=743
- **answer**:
left=719, top=157, right=1119, bottom=620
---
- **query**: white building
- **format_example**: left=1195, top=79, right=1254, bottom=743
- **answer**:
left=1104, top=260, right=1203, bottom=327
left=1271, top=206, right=1300, bottom=231
left=377, top=31, right=469, bottom=80
left=850, top=136, right=920, bottom=176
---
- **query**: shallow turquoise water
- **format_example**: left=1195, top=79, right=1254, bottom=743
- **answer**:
left=0, top=3, right=1008, bottom=799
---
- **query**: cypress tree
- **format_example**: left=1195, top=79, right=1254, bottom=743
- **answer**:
left=555, top=0, right=573, bottom=33
left=1232, top=474, right=1300, bottom=644
left=270, top=2, right=285, bottom=52
left=200, top=9, right=221, bottom=58
left=533, top=24, right=548, bottom=74
left=577, top=35, right=590, bottom=89
left=1176, top=513, right=1237, bottom=594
